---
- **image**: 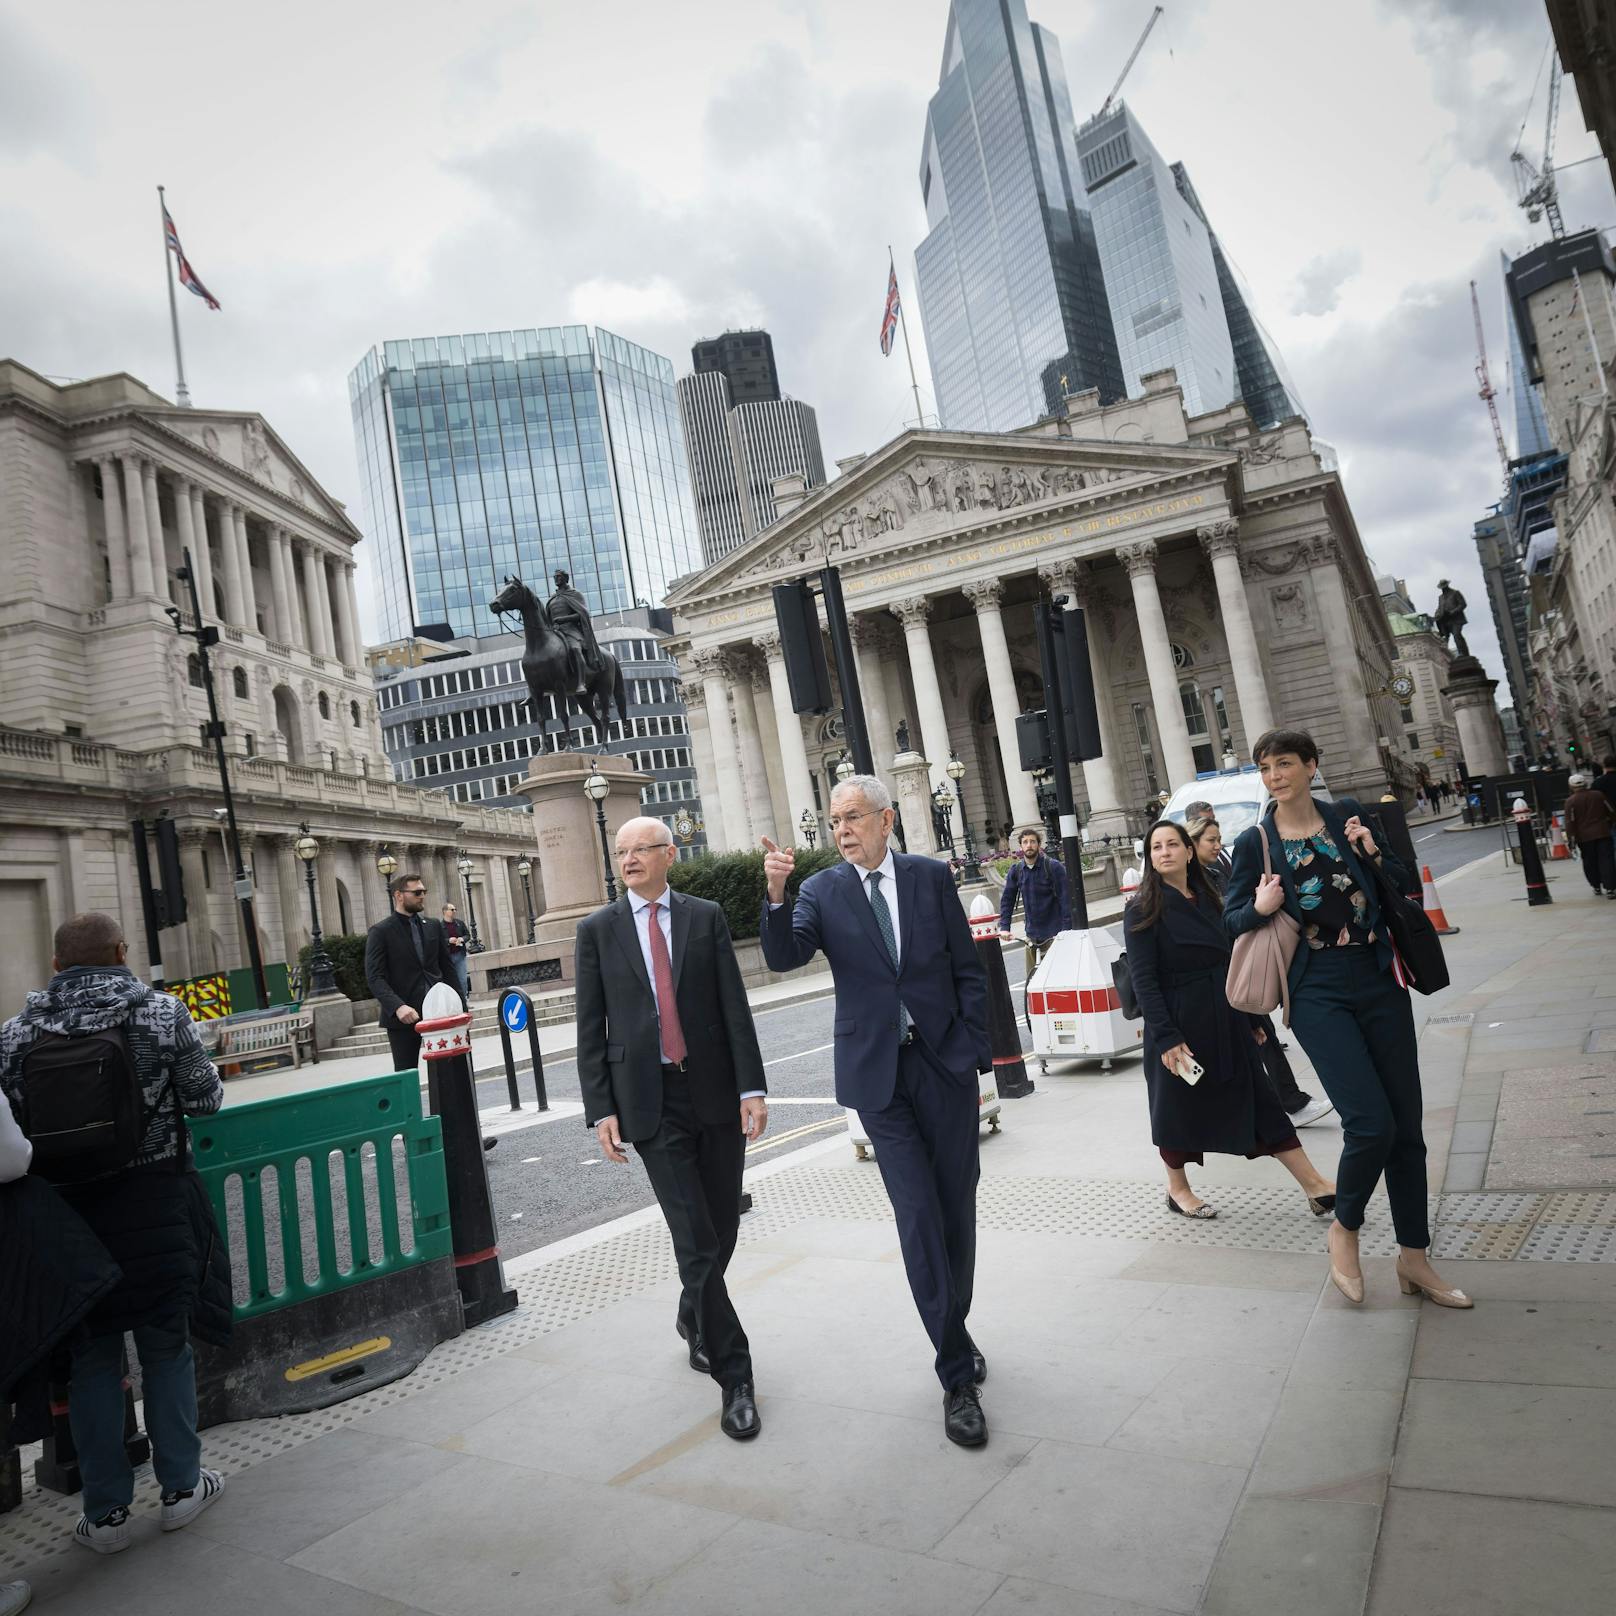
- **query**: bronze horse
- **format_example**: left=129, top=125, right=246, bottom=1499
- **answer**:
left=489, top=576, right=627, bottom=746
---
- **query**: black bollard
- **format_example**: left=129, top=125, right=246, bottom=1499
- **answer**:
left=968, top=895, right=1034, bottom=1098
left=497, top=988, right=548, bottom=1113
left=1514, top=808, right=1553, bottom=907
left=417, top=1005, right=518, bottom=1327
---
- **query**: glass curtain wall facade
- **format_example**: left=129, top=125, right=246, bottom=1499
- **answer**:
left=1501, top=250, right=1553, bottom=460
left=349, top=327, right=700, bottom=643
left=914, top=0, right=1123, bottom=433
left=1077, top=104, right=1235, bottom=418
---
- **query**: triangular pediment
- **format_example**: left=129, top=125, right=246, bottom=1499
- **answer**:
left=147, top=409, right=359, bottom=538
left=666, top=427, right=1233, bottom=605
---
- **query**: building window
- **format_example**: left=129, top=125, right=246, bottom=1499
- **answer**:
left=318, top=692, right=331, bottom=719
left=243, top=731, right=256, bottom=757
left=188, top=654, right=204, bottom=688
left=232, top=667, right=248, bottom=700
left=1406, top=730, right=1419, bottom=749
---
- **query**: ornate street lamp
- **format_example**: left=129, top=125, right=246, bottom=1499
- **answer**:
left=931, top=782, right=956, bottom=853
left=834, top=753, right=855, bottom=782
left=456, top=851, right=485, bottom=952
left=945, top=749, right=976, bottom=866
left=799, top=807, right=817, bottom=850
left=294, top=823, right=339, bottom=997
left=583, top=763, right=618, bottom=901
left=516, top=855, right=536, bottom=944
left=375, top=846, right=397, bottom=909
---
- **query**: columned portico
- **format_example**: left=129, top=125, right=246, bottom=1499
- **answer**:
left=961, top=578, right=1042, bottom=831
left=754, top=630, right=817, bottom=841
left=337, top=565, right=362, bottom=665
left=268, top=525, right=295, bottom=645
left=97, top=457, right=131, bottom=599
left=301, top=543, right=334, bottom=658
left=141, top=459, right=167, bottom=596
left=890, top=595, right=963, bottom=848
left=233, top=506, right=258, bottom=631
left=727, top=650, right=777, bottom=844
left=218, top=500, right=246, bottom=625
left=682, top=682, right=727, bottom=850
left=188, top=484, right=215, bottom=618
left=694, top=649, right=748, bottom=851
left=849, top=617, right=897, bottom=774
left=120, top=455, right=154, bottom=596
left=1199, top=520, right=1273, bottom=742
left=1117, top=539, right=1197, bottom=790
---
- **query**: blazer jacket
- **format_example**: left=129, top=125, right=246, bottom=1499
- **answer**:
left=1223, top=796, right=1412, bottom=994
left=363, top=912, right=463, bottom=1028
left=759, top=852, right=991, bottom=1113
left=574, top=889, right=765, bottom=1141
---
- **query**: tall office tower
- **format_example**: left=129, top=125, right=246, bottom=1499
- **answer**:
left=1501, top=252, right=1554, bottom=460
left=691, top=329, right=781, bottom=406
left=349, top=326, right=701, bottom=642
left=677, top=364, right=826, bottom=566
left=914, top=0, right=1124, bottom=433
left=1076, top=103, right=1236, bottom=418
left=1473, top=510, right=1532, bottom=717
left=1171, top=164, right=1305, bottom=428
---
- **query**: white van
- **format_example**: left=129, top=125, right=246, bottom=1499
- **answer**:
left=1159, top=766, right=1333, bottom=843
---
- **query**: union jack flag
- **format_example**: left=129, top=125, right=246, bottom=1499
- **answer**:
left=163, top=204, right=220, bottom=310
left=879, top=265, right=901, bottom=356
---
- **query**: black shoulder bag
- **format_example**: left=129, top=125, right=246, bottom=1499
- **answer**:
left=1362, top=854, right=1450, bottom=996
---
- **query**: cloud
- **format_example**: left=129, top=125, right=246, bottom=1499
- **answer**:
left=1290, top=248, right=1362, bottom=316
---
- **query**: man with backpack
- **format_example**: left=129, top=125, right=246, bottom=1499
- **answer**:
left=0, top=912, right=229, bottom=1555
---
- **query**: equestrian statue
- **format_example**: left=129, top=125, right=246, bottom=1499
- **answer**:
left=489, top=571, right=627, bottom=746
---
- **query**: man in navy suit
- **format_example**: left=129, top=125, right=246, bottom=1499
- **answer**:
left=761, top=775, right=992, bottom=1447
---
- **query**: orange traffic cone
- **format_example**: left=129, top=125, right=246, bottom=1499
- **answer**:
left=1421, top=865, right=1459, bottom=935
left=1549, top=813, right=1571, bottom=860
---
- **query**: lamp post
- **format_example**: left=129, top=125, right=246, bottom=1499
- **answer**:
left=835, top=753, right=855, bottom=783
left=946, top=748, right=976, bottom=867
left=798, top=808, right=817, bottom=850
left=375, top=846, right=397, bottom=911
left=516, top=855, right=536, bottom=944
left=456, top=852, right=485, bottom=952
left=584, top=763, right=618, bottom=901
left=294, top=824, right=339, bottom=997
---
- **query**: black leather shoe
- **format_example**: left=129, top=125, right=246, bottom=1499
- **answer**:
left=676, top=1320, right=710, bottom=1375
left=971, top=1350, right=987, bottom=1385
left=721, top=1381, right=761, bottom=1440
left=944, top=1383, right=987, bottom=1447
left=482, top=1136, right=498, bottom=1151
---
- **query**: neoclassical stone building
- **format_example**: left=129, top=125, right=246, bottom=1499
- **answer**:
left=666, top=372, right=1408, bottom=852
left=0, top=361, right=534, bottom=1017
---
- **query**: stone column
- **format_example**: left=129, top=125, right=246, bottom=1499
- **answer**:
left=189, top=486, right=216, bottom=619
left=179, top=830, right=214, bottom=975
left=301, top=544, right=335, bottom=657
left=275, top=530, right=304, bottom=647
left=694, top=648, right=748, bottom=851
left=1044, top=559, right=1130, bottom=844
left=273, top=834, right=306, bottom=961
left=962, top=579, right=1042, bottom=831
left=120, top=455, right=154, bottom=596
left=1199, top=520, right=1273, bottom=743
left=234, top=507, right=259, bottom=632
left=1444, top=658, right=1508, bottom=777
left=850, top=617, right=896, bottom=774
left=267, top=525, right=294, bottom=643
left=754, top=630, right=817, bottom=841
left=97, top=457, right=131, bottom=599
left=1308, top=538, right=1383, bottom=780
left=315, top=838, right=342, bottom=945
left=682, top=682, right=728, bottom=851
left=889, top=595, right=962, bottom=848
left=314, top=557, right=338, bottom=661
left=173, top=477, right=198, bottom=603
left=141, top=460, right=169, bottom=596
left=728, top=650, right=778, bottom=844
left=217, top=501, right=246, bottom=626
left=337, top=564, right=362, bottom=665
left=1117, top=540, right=1197, bottom=790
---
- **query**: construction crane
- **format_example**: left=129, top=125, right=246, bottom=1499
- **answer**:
left=1511, top=48, right=1567, bottom=241
left=1471, top=279, right=1511, bottom=496
left=1097, top=6, right=1164, bottom=120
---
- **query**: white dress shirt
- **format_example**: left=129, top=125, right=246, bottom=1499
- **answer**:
left=627, top=886, right=763, bottom=1099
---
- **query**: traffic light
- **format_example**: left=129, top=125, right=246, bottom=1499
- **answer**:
left=1568, top=740, right=1581, bottom=758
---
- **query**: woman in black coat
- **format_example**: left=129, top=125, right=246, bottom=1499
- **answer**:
left=1124, top=820, right=1337, bottom=1220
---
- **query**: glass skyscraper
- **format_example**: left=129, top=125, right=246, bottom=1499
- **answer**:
left=349, top=326, right=700, bottom=643
left=914, top=0, right=1124, bottom=433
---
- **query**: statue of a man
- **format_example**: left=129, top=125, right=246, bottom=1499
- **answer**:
left=546, top=570, right=600, bottom=694
left=1433, top=579, right=1470, bottom=658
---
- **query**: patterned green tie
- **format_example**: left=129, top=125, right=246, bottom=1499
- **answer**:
left=867, top=872, right=912, bottom=1041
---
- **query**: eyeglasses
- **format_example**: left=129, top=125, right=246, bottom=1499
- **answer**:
left=402, top=887, right=427, bottom=897
left=616, top=842, right=674, bottom=859
left=827, top=811, right=879, bottom=832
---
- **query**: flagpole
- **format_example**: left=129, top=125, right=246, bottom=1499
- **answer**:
left=158, top=185, right=192, bottom=408
left=889, top=245, right=926, bottom=429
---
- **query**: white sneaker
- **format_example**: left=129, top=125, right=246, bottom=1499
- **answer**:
left=0, top=1580, right=32, bottom=1616
left=72, top=1506, right=131, bottom=1555
left=1291, top=1095, right=1337, bottom=1128
left=160, top=1468, right=224, bottom=1532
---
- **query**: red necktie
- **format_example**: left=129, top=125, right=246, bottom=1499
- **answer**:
left=647, top=901, right=687, bottom=1065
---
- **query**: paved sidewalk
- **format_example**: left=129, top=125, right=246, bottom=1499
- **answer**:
left=8, top=851, right=1613, bottom=1614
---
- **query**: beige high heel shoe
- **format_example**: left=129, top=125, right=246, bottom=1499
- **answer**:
left=1396, top=1259, right=1473, bottom=1309
left=1327, top=1225, right=1363, bottom=1303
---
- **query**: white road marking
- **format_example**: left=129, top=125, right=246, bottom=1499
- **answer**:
left=521, top=1157, right=541, bottom=1164
left=763, top=1041, right=834, bottom=1067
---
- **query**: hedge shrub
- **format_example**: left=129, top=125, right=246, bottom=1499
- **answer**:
left=666, top=847, right=843, bottom=940
left=298, top=933, right=369, bottom=1001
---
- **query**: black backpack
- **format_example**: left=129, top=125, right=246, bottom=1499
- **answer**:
left=16, top=1026, right=154, bottom=1184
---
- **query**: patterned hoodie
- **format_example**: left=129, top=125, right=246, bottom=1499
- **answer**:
left=0, top=965, right=223, bottom=1170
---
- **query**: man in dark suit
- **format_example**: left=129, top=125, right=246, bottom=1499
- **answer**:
left=576, top=817, right=768, bottom=1441
left=364, top=872, right=464, bottom=1074
left=760, top=775, right=992, bottom=1447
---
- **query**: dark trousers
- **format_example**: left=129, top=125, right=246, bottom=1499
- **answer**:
left=385, top=1020, right=422, bottom=1074
left=860, top=1039, right=980, bottom=1391
left=1289, top=947, right=1429, bottom=1248
left=1577, top=837, right=1616, bottom=891
left=635, top=1066, right=750, bottom=1389
left=1257, top=1018, right=1309, bottom=1112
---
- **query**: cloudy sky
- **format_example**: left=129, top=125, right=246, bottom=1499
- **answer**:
left=4, top=0, right=1611, bottom=684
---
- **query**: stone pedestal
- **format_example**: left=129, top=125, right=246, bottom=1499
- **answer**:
left=889, top=750, right=943, bottom=857
left=512, top=751, right=655, bottom=926
left=306, top=990, right=354, bottom=1052
left=1442, top=656, right=1507, bottom=778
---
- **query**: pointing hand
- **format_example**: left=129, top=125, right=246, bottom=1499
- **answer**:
left=760, top=836, right=796, bottom=904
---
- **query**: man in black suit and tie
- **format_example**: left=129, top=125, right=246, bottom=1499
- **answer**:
left=363, top=872, right=465, bottom=1074
left=760, top=774, right=992, bottom=1447
left=576, top=816, right=769, bottom=1441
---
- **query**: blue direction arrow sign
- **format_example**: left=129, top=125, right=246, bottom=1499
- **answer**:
left=501, top=991, right=530, bottom=1034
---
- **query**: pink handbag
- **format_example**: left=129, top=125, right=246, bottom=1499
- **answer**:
left=1225, top=827, right=1301, bottom=1025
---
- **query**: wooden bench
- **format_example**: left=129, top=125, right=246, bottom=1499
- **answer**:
left=205, top=1008, right=317, bottom=1075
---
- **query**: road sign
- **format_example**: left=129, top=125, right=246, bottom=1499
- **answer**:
left=501, top=991, right=530, bottom=1034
